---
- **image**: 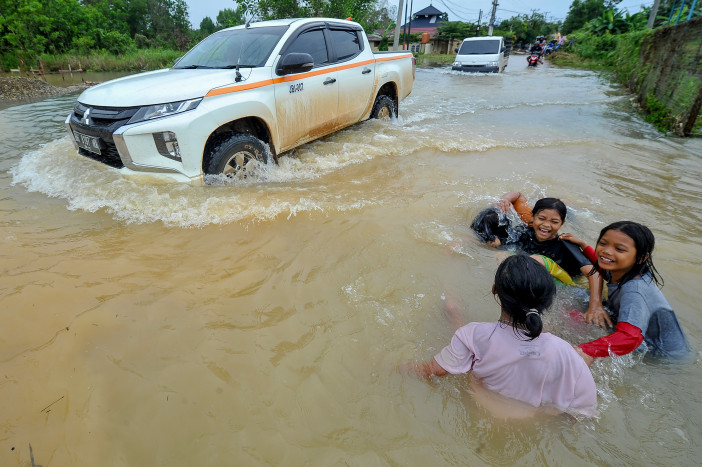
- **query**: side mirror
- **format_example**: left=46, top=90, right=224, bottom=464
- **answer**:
left=454, top=47, right=458, bottom=53
left=173, top=57, right=182, bottom=66
left=501, top=46, right=506, bottom=52
left=277, top=53, right=314, bottom=75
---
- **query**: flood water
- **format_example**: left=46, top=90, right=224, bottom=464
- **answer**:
left=1, top=58, right=701, bottom=465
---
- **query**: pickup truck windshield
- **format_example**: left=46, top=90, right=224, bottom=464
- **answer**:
left=174, top=26, right=289, bottom=68
left=458, top=40, right=500, bottom=55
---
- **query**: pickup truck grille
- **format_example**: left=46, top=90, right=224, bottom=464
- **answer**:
left=69, top=103, right=140, bottom=169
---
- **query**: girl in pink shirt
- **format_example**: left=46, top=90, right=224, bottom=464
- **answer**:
left=411, top=255, right=597, bottom=417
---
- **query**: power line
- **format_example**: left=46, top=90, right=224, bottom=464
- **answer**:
left=432, top=0, right=478, bottom=22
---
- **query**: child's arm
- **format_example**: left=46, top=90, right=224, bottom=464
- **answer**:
left=578, top=322, right=644, bottom=359
left=498, top=191, right=533, bottom=224
left=404, top=359, right=448, bottom=379
left=581, top=264, right=612, bottom=329
left=560, top=233, right=597, bottom=264
left=497, top=191, right=524, bottom=213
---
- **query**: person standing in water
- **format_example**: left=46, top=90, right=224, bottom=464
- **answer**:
left=573, top=221, right=691, bottom=363
left=410, top=255, right=598, bottom=417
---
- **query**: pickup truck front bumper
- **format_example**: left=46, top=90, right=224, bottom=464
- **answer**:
left=65, top=103, right=203, bottom=183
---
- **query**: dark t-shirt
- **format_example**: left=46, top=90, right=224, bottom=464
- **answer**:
left=510, top=228, right=592, bottom=277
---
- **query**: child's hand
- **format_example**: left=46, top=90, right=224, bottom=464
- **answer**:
left=584, top=302, right=613, bottom=330
left=560, top=232, right=587, bottom=249
left=486, top=237, right=502, bottom=247
left=497, top=199, right=512, bottom=213
left=573, top=345, right=594, bottom=367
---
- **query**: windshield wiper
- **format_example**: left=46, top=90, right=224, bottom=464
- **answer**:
left=218, top=64, right=256, bottom=69
left=176, top=65, right=215, bottom=69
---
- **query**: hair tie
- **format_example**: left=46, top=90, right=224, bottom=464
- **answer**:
left=526, top=309, right=540, bottom=317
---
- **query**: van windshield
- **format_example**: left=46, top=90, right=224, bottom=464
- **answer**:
left=458, top=39, right=501, bottom=55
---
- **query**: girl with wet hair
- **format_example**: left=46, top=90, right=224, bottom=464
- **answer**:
left=469, top=208, right=511, bottom=245
left=574, top=222, right=691, bottom=363
left=410, top=255, right=597, bottom=417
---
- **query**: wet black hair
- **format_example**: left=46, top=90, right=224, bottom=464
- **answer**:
left=595, top=221, right=662, bottom=288
left=470, top=207, right=511, bottom=243
left=494, top=254, right=556, bottom=340
left=532, top=197, right=567, bottom=222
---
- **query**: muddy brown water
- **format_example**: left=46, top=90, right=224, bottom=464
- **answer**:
left=1, top=59, right=701, bottom=465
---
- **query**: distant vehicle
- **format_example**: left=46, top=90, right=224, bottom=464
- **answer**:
left=527, top=52, right=541, bottom=67
left=452, top=36, right=509, bottom=73
left=65, top=18, right=415, bottom=184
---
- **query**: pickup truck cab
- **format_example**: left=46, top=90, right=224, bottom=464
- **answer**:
left=452, top=36, right=509, bottom=73
left=66, top=17, right=415, bottom=184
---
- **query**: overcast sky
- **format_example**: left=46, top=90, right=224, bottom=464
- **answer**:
left=184, top=0, right=652, bottom=28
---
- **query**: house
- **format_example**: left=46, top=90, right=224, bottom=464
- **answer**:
left=374, top=4, right=460, bottom=54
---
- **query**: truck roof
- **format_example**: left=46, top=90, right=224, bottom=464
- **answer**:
left=461, top=36, right=503, bottom=41
left=221, top=17, right=362, bottom=32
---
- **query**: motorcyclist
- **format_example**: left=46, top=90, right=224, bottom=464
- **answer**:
left=527, top=40, right=544, bottom=65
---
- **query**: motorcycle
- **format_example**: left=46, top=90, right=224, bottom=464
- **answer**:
left=544, top=42, right=555, bottom=56
left=527, top=52, right=541, bottom=67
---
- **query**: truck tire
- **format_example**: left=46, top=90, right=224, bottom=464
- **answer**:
left=205, top=133, right=269, bottom=177
left=370, top=95, right=396, bottom=121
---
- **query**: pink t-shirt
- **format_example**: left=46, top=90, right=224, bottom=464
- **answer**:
left=434, top=322, right=597, bottom=417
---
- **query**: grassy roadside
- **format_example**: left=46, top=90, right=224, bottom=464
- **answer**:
left=36, top=49, right=183, bottom=73
left=548, top=50, right=614, bottom=72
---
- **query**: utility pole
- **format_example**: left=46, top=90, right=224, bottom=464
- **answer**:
left=476, top=9, right=482, bottom=36
left=647, top=0, right=661, bottom=29
left=393, top=0, right=404, bottom=50
left=488, top=0, right=498, bottom=36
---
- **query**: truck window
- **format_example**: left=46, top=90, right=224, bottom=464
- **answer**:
left=175, top=26, right=288, bottom=68
left=287, top=29, right=329, bottom=66
left=329, top=29, right=362, bottom=61
left=458, top=39, right=501, bottom=55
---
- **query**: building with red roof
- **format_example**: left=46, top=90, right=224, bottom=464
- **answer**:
left=371, top=4, right=461, bottom=55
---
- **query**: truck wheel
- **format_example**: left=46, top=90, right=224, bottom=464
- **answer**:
left=370, top=95, right=396, bottom=121
left=205, top=133, right=269, bottom=177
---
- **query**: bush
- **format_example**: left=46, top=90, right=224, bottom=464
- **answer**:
left=134, top=34, right=150, bottom=49
left=101, top=31, right=136, bottom=55
left=73, top=36, right=96, bottom=55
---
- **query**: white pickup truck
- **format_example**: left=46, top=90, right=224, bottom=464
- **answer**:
left=65, top=17, right=415, bottom=184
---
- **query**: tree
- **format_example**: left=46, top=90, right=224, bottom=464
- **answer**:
left=235, top=0, right=386, bottom=32
left=216, top=7, right=247, bottom=29
left=562, top=0, right=618, bottom=34
left=200, top=16, right=216, bottom=34
left=436, top=21, right=477, bottom=41
left=496, top=11, right=558, bottom=45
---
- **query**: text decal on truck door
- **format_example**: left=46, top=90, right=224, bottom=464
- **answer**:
left=289, top=82, right=303, bottom=94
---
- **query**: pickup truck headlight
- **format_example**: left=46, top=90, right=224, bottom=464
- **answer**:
left=128, top=98, right=202, bottom=124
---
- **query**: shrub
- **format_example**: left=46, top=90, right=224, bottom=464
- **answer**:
left=101, top=31, right=136, bottom=55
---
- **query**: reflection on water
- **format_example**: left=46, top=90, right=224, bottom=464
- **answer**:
left=1, top=59, right=701, bottom=465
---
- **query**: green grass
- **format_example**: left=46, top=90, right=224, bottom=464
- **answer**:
left=37, top=49, right=183, bottom=73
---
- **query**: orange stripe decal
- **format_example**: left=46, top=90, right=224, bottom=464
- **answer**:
left=204, top=53, right=413, bottom=98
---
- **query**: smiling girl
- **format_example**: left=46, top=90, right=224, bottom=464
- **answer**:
left=474, top=193, right=606, bottom=320
left=574, top=221, right=691, bottom=363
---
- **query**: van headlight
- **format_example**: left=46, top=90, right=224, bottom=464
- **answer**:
left=453, top=61, right=461, bottom=67
left=128, top=98, right=202, bottom=124
left=489, top=61, right=498, bottom=67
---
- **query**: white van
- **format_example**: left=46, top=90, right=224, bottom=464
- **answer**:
left=452, top=36, right=509, bottom=73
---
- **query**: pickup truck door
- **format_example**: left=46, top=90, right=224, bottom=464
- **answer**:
left=274, top=26, right=339, bottom=151
left=329, top=27, right=375, bottom=125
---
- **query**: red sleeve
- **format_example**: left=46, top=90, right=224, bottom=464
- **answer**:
left=579, top=322, right=644, bottom=358
left=582, top=245, right=597, bottom=264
